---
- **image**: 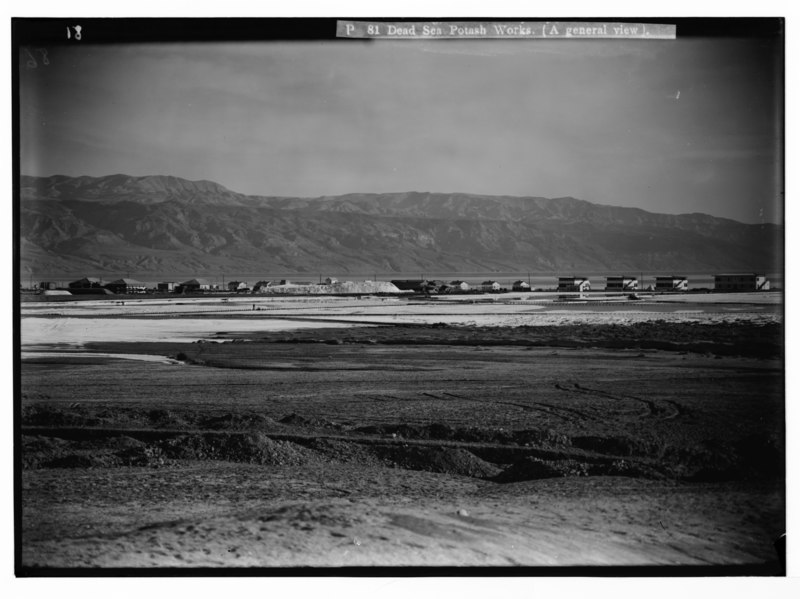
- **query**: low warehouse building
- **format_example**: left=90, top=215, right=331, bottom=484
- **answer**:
left=68, top=277, right=103, bottom=289
left=105, top=278, right=148, bottom=294
left=605, top=276, right=638, bottom=292
left=655, top=276, right=689, bottom=292
left=391, top=280, right=431, bottom=293
left=557, top=276, right=591, bottom=292
left=176, top=278, right=214, bottom=293
left=714, top=273, right=770, bottom=291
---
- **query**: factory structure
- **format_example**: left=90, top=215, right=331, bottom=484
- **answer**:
left=31, top=272, right=773, bottom=297
left=654, top=276, right=689, bottom=292
left=557, top=277, right=591, bottom=293
left=713, top=273, right=770, bottom=292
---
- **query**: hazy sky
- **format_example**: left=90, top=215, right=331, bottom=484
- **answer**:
left=19, top=36, right=782, bottom=223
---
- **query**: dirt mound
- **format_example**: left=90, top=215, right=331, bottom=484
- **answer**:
left=494, top=457, right=591, bottom=482
left=279, top=413, right=340, bottom=429
left=22, top=435, right=70, bottom=452
left=495, top=455, right=668, bottom=482
left=306, top=438, right=383, bottom=466
left=21, top=435, right=71, bottom=469
left=569, top=435, right=654, bottom=457
left=354, top=423, right=456, bottom=440
left=105, top=435, right=147, bottom=450
left=146, top=409, right=189, bottom=428
left=198, top=413, right=277, bottom=431
left=666, top=433, right=784, bottom=482
left=114, top=445, right=168, bottom=467
left=600, top=459, right=666, bottom=479
left=354, top=423, right=570, bottom=448
left=22, top=434, right=165, bottom=469
left=375, top=445, right=501, bottom=478
left=157, top=432, right=317, bottom=467
left=41, top=454, right=105, bottom=469
left=21, top=405, right=110, bottom=428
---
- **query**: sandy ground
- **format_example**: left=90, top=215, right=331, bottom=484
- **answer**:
left=21, top=463, right=782, bottom=568
left=17, top=295, right=784, bottom=572
left=20, top=317, right=356, bottom=346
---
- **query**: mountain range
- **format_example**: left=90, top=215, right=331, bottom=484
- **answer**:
left=19, top=174, right=782, bottom=280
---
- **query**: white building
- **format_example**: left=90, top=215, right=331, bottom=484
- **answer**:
left=512, top=280, right=531, bottom=291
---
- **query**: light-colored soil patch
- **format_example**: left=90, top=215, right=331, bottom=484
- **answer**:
left=21, top=463, right=782, bottom=568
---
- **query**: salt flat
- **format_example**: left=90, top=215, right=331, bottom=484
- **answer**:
left=20, top=293, right=782, bottom=349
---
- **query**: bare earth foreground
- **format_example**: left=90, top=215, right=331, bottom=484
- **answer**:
left=18, top=294, right=784, bottom=572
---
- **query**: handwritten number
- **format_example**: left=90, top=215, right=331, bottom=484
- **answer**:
left=24, top=48, right=37, bottom=68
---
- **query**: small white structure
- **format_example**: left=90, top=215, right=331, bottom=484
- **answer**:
left=449, top=280, right=470, bottom=291
left=481, top=280, right=501, bottom=292
left=512, top=280, right=531, bottom=291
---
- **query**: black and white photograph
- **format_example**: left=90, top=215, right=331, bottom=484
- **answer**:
left=13, top=15, right=786, bottom=574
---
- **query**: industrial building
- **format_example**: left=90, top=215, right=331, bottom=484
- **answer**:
left=605, top=276, right=638, bottom=292
left=557, top=276, right=591, bottom=292
left=655, top=276, right=689, bottom=292
left=68, top=277, right=103, bottom=289
left=714, top=273, right=770, bottom=291
left=176, top=278, right=214, bottom=293
left=105, top=278, right=147, bottom=294
left=391, top=280, right=443, bottom=294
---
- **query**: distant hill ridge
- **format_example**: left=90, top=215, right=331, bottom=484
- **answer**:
left=19, top=174, right=781, bottom=278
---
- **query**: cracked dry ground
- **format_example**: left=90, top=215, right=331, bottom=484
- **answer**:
left=19, top=323, right=784, bottom=570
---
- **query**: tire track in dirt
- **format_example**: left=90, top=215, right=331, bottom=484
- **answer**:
left=574, top=384, right=681, bottom=420
left=556, top=383, right=681, bottom=420
left=420, top=392, right=573, bottom=422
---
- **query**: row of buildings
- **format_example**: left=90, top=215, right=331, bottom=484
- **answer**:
left=40, top=277, right=337, bottom=295
left=394, top=273, right=771, bottom=294
left=556, top=273, right=770, bottom=293
left=40, top=273, right=771, bottom=296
